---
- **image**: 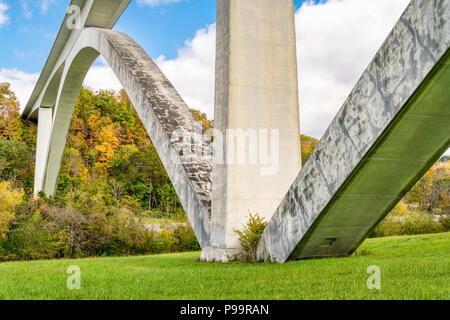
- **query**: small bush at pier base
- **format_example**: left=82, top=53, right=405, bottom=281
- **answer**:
left=234, top=212, right=268, bottom=262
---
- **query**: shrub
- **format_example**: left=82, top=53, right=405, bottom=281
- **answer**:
left=234, top=212, right=268, bottom=261
left=153, top=229, right=176, bottom=254
left=174, top=225, right=200, bottom=252
left=42, top=207, right=88, bottom=259
left=105, top=208, right=154, bottom=256
left=441, top=216, right=450, bottom=230
left=0, top=198, right=200, bottom=262
left=370, top=212, right=446, bottom=238
left=5, top=213, right=62, bottom=261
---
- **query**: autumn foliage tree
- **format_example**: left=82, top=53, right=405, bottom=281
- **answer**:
left=301, top=134, right=319, bottom=164
left=95, top=124, right=121, bottom=167
left=0, top=181, right=24, bottom=241
left=406, top=162, right=450, bottom=214
left=0, top=83, right=22, bottom=141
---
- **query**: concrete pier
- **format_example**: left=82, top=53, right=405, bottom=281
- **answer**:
left=204, top=0, right=302, bottom=261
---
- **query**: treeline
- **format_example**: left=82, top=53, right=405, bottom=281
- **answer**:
left=370, top=160, right=449, bottom=237
left=0, top=82, right=321, bottom=262
left=0, top=83, right=203, bottom=261
left=0, top=81, right=448, bottom=262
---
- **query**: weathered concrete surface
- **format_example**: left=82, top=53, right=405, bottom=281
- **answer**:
left=206, top=0, right=302, bottom=261
left=38, top=28, right=213, bottom=247
left=257, top=0, right=450, bottom=263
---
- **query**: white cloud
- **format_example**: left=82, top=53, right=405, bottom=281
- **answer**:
left=0, top=68, right=39, bottom=109
left=0, top=59, right=122, bottom=111
left=21, top=1, right=32, bottom=19
left=0, top=2, right=9, bottom=28
left=296, top=0, right=410, bottom=138
left=83, top=58, right=123, bottom=93
left=40, top=0, right=56, bottom=13
left=138, top=0, right=182, bottom=6
left=156, top=24, right=216, bottom=118
left=19, top=0, right=56, bottom=18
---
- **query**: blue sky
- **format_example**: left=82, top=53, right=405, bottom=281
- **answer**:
left=0, top=0, right=310, bottom=74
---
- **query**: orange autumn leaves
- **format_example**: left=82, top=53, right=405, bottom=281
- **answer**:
left=95, top=123, right=120, bottom=168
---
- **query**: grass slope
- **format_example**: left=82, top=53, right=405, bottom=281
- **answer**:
left=0, top=233, right=449, bottom=300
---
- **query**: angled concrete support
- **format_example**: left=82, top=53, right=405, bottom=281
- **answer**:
left=33, top=107, right=53, bottom=196
left=257, top=0, right=450, bottom=263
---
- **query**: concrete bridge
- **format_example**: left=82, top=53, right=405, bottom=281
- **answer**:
left=22, top=0, right=449, bottom=263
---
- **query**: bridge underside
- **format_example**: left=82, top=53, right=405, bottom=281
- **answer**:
left=22, top=0, right=449, bottom=263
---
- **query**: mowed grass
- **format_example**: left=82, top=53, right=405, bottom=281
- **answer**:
left=0, top=233, right=449, bottom=300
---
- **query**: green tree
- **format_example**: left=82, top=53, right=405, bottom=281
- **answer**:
left=0, top=140, right=31, bottom=183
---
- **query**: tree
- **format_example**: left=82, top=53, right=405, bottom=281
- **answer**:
left=0, top=83, right=23, bottom=141
left=405, top=162, right=450, bottom=214
left=301, top=134, right=319, bottom=164
left=159, top=183, right=175, bottom=216
left=0, top=181, right=24, bottom=241
left=95, top=124, right=120, bottom=168
left=190, top=108, right=213, bottom=131
left=433, top=162, right=450, bottom=214
left=0, top=140, right=31, bottom=183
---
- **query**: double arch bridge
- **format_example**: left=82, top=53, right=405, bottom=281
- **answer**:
left=22, top=0, right=449, bottom=263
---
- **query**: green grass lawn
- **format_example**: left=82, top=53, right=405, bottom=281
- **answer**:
left=0, top=233, right=449, bottom=300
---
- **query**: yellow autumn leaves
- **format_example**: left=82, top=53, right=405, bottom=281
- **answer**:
left=95, top=124, right=120, bottom=168
left=0, top=181, right=24, bottom=241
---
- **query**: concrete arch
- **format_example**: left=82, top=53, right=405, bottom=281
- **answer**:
left=44, top=47, right=99, bottom=197
left=42, top=28, right=212, bottom=247
left=27, top=62, right=66, bottom=120
left=41, top=63, right=66, bottom=109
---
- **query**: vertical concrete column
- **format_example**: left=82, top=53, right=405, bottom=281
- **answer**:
left=207, top=0, right=302, bottom=261
left=34, top=107, right=53, bottom=196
